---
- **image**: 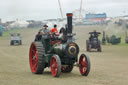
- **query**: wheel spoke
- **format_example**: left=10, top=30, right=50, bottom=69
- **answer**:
left=81, top=61, right=87, bottom=67
left=35, top=57, right=38, bottom=62
left=54, top=62, right=58, bottom=68
left=35, top=52, right=37, bottom=57
left=84, top=67, right=87, bottom=71
left=32, top=49, right=38, bottom=57
left=32, top=59, right=35, bottom=65
left=33, top=63, right=37, bottom=70
left=55, top=68, right=58, bottom=73
left=32, top=55, right=38, bottom=64
left=32, top=50, right=36, bottom=54
left=79, top=55, right=88, bottom=75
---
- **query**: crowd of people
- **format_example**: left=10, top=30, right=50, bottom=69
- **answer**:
left=35, top=24, right=64, bottom=41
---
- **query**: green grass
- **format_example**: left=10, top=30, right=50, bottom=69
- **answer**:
left=0, top=29, right=20, bottom=40
left=0, top=28, right=40, bottom=40
left=0, top=27, right=40, bottom=38
left=3, top=29, right=24, bottom=37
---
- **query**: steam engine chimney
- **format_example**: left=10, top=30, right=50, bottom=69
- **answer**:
left=66, top=13, right=73, bottom=34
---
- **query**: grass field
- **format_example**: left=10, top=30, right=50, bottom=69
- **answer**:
left=0, top=25, right=128, bottom=85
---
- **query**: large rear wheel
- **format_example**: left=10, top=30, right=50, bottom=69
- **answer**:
left=29, top=42, right=45, bottom=74
left=50, top=55, right=61, bottom=77
left=79, top=54, right=90, bottom=76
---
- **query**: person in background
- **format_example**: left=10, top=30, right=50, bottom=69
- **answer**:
left=0, top=25, right=3, bottom=36
left=93, top=30, right=101, bottom=38
left=34, top=32, right=42, bottom=41
left=50, top=24, right=58, bottom=34
left=89, top=30, right=101, bottom=42
left=59, top=27, right=66, bottom=34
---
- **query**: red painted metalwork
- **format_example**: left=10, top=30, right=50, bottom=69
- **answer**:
left=51, top=40, right=61, bottom=45
left=50, top=56, right=58, bottom=77
left=79, top=55, right=87, bottom=75
left=29, top=43, right=38, bottom=73
left=67, top=14, right=73, bottom=17
left=88, top=18, right=105, bottom=21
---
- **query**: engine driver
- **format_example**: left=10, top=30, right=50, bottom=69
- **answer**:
left=89, top=30, right=101, bottom=42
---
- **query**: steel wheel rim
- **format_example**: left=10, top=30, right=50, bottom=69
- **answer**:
left=50, top=57, right=58, bottom=77
left=79, top=55, right=87, bottom=74
left=29, top=43, right=38, bottom=73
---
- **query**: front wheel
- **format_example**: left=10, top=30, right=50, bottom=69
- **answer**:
left=10, top=40, right=14, bottom=45
left=79, top=54, right=90, bottom=76
left=50, top=55, right=61, bottom=77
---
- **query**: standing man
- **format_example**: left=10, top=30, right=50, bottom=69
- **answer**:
left=40, top=24, right=50, bottom=35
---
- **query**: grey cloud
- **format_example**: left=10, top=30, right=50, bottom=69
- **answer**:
left=0, top=0, right=128, bottom=21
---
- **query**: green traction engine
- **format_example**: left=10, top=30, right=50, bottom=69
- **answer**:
left=29, top=13, right=91, bottom=77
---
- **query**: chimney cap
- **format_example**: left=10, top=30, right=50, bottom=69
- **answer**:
left=67, top=13, right=73, bottom=17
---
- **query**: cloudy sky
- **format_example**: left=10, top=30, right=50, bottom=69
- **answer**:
left=0, top=0, right=128, bottom=21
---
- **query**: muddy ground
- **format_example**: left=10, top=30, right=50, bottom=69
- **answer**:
left=0, top=26, right=128, bottom=85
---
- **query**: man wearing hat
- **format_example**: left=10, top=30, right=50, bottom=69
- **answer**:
left=40, top=24, right=50, bottom=35
left=35, top=24, right=50, bottom=41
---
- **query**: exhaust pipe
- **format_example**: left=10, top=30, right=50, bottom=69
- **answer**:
left=67, top=13, right=73, bottom=34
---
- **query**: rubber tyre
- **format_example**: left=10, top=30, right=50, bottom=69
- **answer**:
left=61, top=64, right=73, bottom=73
left=29, top=42, right=45, bottom=74
left=50, top=55, right=61, bottom=77
left=19, top=40, right=22, bottom=45
left=97, top=45, right=101, bottom=52
left=10, top=40, right=14, bottom=45
left=79, top=54, right=90, bottom=76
